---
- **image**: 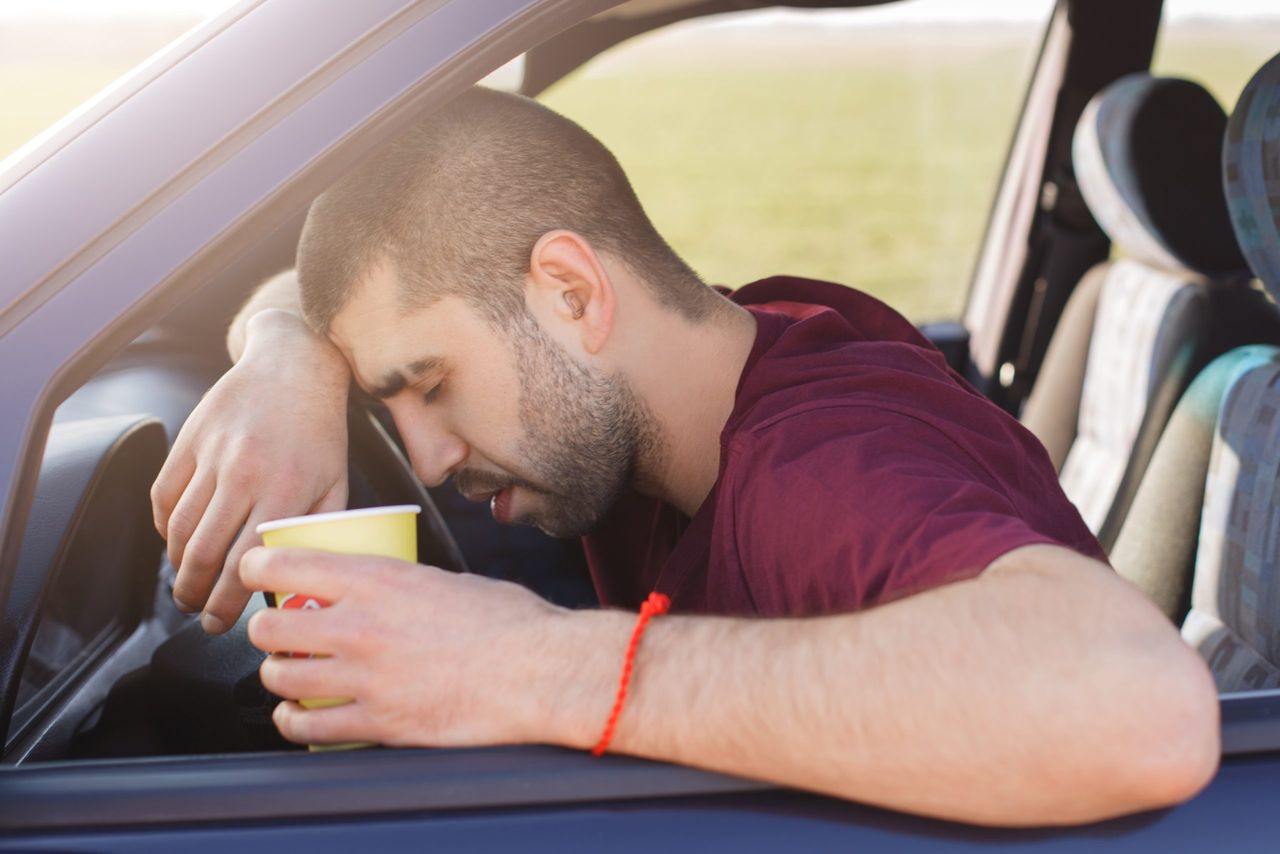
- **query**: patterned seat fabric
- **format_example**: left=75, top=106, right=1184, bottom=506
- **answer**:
left=1182, top=349, right=1280, bottom=690
left=1180, top=52, right=1280, bottom=691
left=1024, top=74, right=1251, bottom=549
left=1057, top=261, right=1207, bottom=534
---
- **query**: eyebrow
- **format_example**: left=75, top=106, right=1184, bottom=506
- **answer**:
left=369, top=356, right=445, bottom=399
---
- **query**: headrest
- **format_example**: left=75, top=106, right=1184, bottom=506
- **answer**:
left=1224, top=53, right=1280, bottom=300
left=1073, top=73, right=1247, bottom=277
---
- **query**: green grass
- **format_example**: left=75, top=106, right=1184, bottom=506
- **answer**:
left=541, top=36, right=1038, bottom=321
left=1153, top=24, right=1280, bottom=110
left=5, top=20, right=1279, bottom=322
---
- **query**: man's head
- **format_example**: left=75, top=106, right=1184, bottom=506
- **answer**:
left=298, top=86, right=710, bottom=334
left=298, top=87, right=710, bottom=536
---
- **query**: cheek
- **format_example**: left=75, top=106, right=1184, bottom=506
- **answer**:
left=454, top=361, right=526, bottom=449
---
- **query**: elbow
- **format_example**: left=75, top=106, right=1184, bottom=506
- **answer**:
left=1108, top=634, right=1221, bottom=814
left=1151, top=655, right=1221, bottom=806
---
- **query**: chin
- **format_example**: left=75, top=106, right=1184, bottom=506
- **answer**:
left=530, top=508, right=602, bottom=540
left=531, top=519, right=588, bottom=540
left=522, top=487, right=622, bottom=539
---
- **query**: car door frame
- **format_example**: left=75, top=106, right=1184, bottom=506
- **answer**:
left=0, top=0, right=619, bottom=733
left=962, top=0, right=1164, bottom=408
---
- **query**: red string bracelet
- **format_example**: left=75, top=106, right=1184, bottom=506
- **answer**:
left=591, top=591, right=671, bottom=757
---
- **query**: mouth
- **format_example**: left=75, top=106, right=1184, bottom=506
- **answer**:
left=490, top=487, right=515, bottom=525
left=459, top=485, right=517, bottom=524
left=457, top=472, right=539, bottom=526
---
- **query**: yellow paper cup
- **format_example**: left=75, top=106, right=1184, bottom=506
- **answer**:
left=255, top=504, right=420, bottom=750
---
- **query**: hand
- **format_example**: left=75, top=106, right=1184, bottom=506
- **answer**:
left=151, top=310, right=351, bottom=633
left=239, top=547, right=576, bottom=748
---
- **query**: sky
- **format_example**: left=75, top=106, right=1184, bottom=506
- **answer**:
left=0, top=0, right=1278, bottom=21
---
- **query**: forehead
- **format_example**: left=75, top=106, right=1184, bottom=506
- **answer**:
left=327, top=266, right=487, bottom=389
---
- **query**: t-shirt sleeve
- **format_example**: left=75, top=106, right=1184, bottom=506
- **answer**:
left=726, top=404, right=1069, bottom=615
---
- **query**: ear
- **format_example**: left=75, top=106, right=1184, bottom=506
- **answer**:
left=526, top=230, right=616, bottom=356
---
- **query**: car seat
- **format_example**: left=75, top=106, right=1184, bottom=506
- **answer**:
left=1020, top=74, right=1265, bottom=551
left=1110, top=53, right=1280, bottom=688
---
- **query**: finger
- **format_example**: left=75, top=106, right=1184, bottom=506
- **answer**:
left=260, top=653, right=365, bottom=702
left=312, top=480, right=348, bottom=515
left=201, top=502, right=295, bottom=634
left=247, top=603, right=346, bottom=657
left=151, top=447, right=196, bottom=539
left=165, top=473, right=216, bottom=571
left=173, top=486, right=251, bottom=615
left=272, top=699, right=374, bottom=746
left=240, top=546, right=388, bottom=603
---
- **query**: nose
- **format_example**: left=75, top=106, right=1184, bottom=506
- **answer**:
left=387, top=405, right=469, bottom=488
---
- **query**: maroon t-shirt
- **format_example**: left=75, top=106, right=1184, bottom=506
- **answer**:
left=582, top=276, right=1106, bottom=616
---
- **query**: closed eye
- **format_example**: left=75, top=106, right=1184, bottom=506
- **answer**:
left=421, top=382, right=443, bottom=404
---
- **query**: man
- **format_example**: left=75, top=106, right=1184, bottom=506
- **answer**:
left=152, top=87, right=1219, bottom=826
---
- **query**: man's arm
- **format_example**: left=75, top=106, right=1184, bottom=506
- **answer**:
left=152, top=269, right=353, bottom=633
left=569, top=545, right=1219, bottom=825
left=240, top=543, right=1219, bottom=827
left=226, top=268, right=311, bottom=363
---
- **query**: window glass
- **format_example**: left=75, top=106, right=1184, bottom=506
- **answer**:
left=541, top=0, right=1054, bottom=322
left=0, top=1, right=235, bottom=163
left=1152, top=1, right=1280, bottom=111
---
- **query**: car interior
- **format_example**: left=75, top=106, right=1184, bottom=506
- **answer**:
left=1020, top=74, right=1279, bottom=552
left=2, top=0, right=1279, bottom=808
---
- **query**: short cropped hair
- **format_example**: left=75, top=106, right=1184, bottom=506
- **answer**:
left=297, top=87, right=712, bottom=334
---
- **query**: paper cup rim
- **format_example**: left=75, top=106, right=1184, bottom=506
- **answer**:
left=256, top=505, right=421, bottom=535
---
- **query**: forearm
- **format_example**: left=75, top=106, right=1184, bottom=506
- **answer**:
left=228, top=268, right=310, bottom=363
left=224, top=269, right=350, bottom=394
left=543, top=547, right=1219, bottom=826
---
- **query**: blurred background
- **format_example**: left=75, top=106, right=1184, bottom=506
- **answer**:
left=4, top=0, right=1279, bottom=322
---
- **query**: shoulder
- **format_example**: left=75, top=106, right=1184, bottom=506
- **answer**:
left=716, top=401, right=1083, bottom=612
left=727, top=296, right=984, bottom=443
left=730, top=275, right=935, bottom=350
left=726, top=401, right=1015, bottom=512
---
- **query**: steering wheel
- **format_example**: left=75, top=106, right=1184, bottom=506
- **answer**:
left=57, top=399, right=469, bottom=760
left=344, top=403, right=469, bottom=575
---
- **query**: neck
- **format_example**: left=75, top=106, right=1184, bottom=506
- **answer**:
left=627, top=297, right=758, bottom=517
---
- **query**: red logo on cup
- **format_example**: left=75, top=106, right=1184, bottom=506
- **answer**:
left=277, top=592, right=330, bottom=610
left=276, top=593, right=330, bottom=657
